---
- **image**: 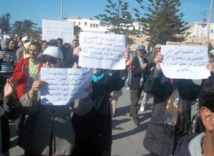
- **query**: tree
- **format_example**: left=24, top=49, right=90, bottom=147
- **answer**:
left=11, top=20, right=41, bottom=39
left=134, top=0, right=189, bottom=48
left=95, top=0, right=133, bottom=34
left=0, top=13, right=11, bottom=35
left=95, top=0, right=135, bottom=46
left=12, top=21, right=24, bottom=37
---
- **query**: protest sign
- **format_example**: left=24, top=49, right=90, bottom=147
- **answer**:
left=79, top=32, right=127, bottom=69
left=40, top=68, right=93, bottom=105
left=42, top=19, right=73, bottom=43
left=160, top=45, right=210, bottom=79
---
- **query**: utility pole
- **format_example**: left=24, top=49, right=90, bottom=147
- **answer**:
left=207, top=0, right=214, bottom=46
left=60, top=0, right=63, bottom=20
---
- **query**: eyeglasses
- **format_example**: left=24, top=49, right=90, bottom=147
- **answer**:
left=41, top=56, right=58, bottom=64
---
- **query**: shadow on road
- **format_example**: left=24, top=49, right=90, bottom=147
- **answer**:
left=112, top=103, right=152, bottom=141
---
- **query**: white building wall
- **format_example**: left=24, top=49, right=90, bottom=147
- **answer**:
left=66, top=17, right=109, bottom=33
left=66, top=17, right=144, bottom=33
left=190, top=22, right=214, bottom=40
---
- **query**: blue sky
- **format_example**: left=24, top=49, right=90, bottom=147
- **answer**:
left=0, top=0, right=213, bottom=28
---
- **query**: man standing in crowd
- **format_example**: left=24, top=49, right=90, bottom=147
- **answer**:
left=139, top=43, right=162, bottom=112
left=57, top=38, right=72, bottom=67
left=16, top=36, right=29, bottom=62
left=0, top=39, right=16, bottom=94
left=129, top=45, right=148, bottom=126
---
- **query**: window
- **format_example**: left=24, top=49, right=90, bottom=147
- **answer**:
left=85, top=22, right=87, bottom=26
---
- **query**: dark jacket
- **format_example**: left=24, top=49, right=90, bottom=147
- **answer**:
left=143, top=68, right=201, bottom=156
left=1, top=92, right=21, bottom=153
left=174, top=133, right=198, bottom=156
left=129, top=56, right=148, bottom=91
left=72, top=70, right=126, bottom=156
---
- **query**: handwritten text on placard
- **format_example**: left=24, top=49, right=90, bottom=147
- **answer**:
left=40, top=68, right=93, bottom=105
left=42, top=19, right=73, bottom=44
left=160, top=45, right=210, bottom=79
left=79, top=32, right=126, bottom=69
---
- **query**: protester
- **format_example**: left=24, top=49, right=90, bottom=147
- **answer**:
left=143, top=51, right=208, bottom=155
left=0, top=78, right=21, bottom=156
left=175, top=74, right=214, bottom=156
left=0, top=39, right=16, bottom=98
left=57, top=38, right=72, bottom=68
left=47, top=39, right=58, bottom=47
left=110, top=90, right=122, bottom=117
left=16, top=36, right=29, bottom=62
left=12, top=41, right=43, bottom=134
left=129, top=45, right=148, bottom=125
left=41, top=40, right=48, bottom=53
left=15, top=46, right=82, bottom=155
left=71, top=39, right=79, bottom=50
left=57, top=38, right=63, bottom=49
left=8, top=39, right=17, bottom=51
left=71, top=50, right=130, bottom=156
left=124, top=48, right=133, bottom=89
left=139, top=44, right=161, bottom=112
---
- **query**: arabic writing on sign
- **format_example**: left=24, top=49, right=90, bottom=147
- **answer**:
left=42, top=19, right=74, bottom=44
left=160, top=45, right=210, bottom=79
left=79, top=32, right=127, bottom=70
left=40, top=68, right=93, bottom=105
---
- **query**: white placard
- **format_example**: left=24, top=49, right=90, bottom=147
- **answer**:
left=79, top=32, right=127, bottom=70
left=40, top=68, right=93, bottom=105
left=160, top=45, right=210, bottom=79
left=42, top=19, right=73, bottom=43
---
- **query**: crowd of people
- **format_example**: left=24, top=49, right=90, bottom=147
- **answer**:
left=0, top=34, right=214, bottom=156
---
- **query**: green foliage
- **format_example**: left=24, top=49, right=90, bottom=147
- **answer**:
left=11, top=20, right=41, bottom=39
left=0, top=13, right=11, bottom=35
left=0, top=13, right=41, bottom=39
left=95, top=0, right=134, bottom=35
left=134, top=0, right=189, bottom=49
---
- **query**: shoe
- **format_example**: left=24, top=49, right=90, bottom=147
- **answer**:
left=140, top=105, right=145, bottom=112
left=133, top=118, right=140, bottom=126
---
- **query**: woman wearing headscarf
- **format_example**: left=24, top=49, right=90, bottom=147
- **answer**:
left=72, top=51, right=130, bottom=156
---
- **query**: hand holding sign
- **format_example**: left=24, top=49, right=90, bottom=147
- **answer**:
left=79, top=32, right=127, bottom=70
left=160, top=45, right=210, bottom=79
left=154, top=53, right=163, bottom=70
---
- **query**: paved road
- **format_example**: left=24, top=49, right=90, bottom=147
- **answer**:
left=9, top=87, right=197, bottom=156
